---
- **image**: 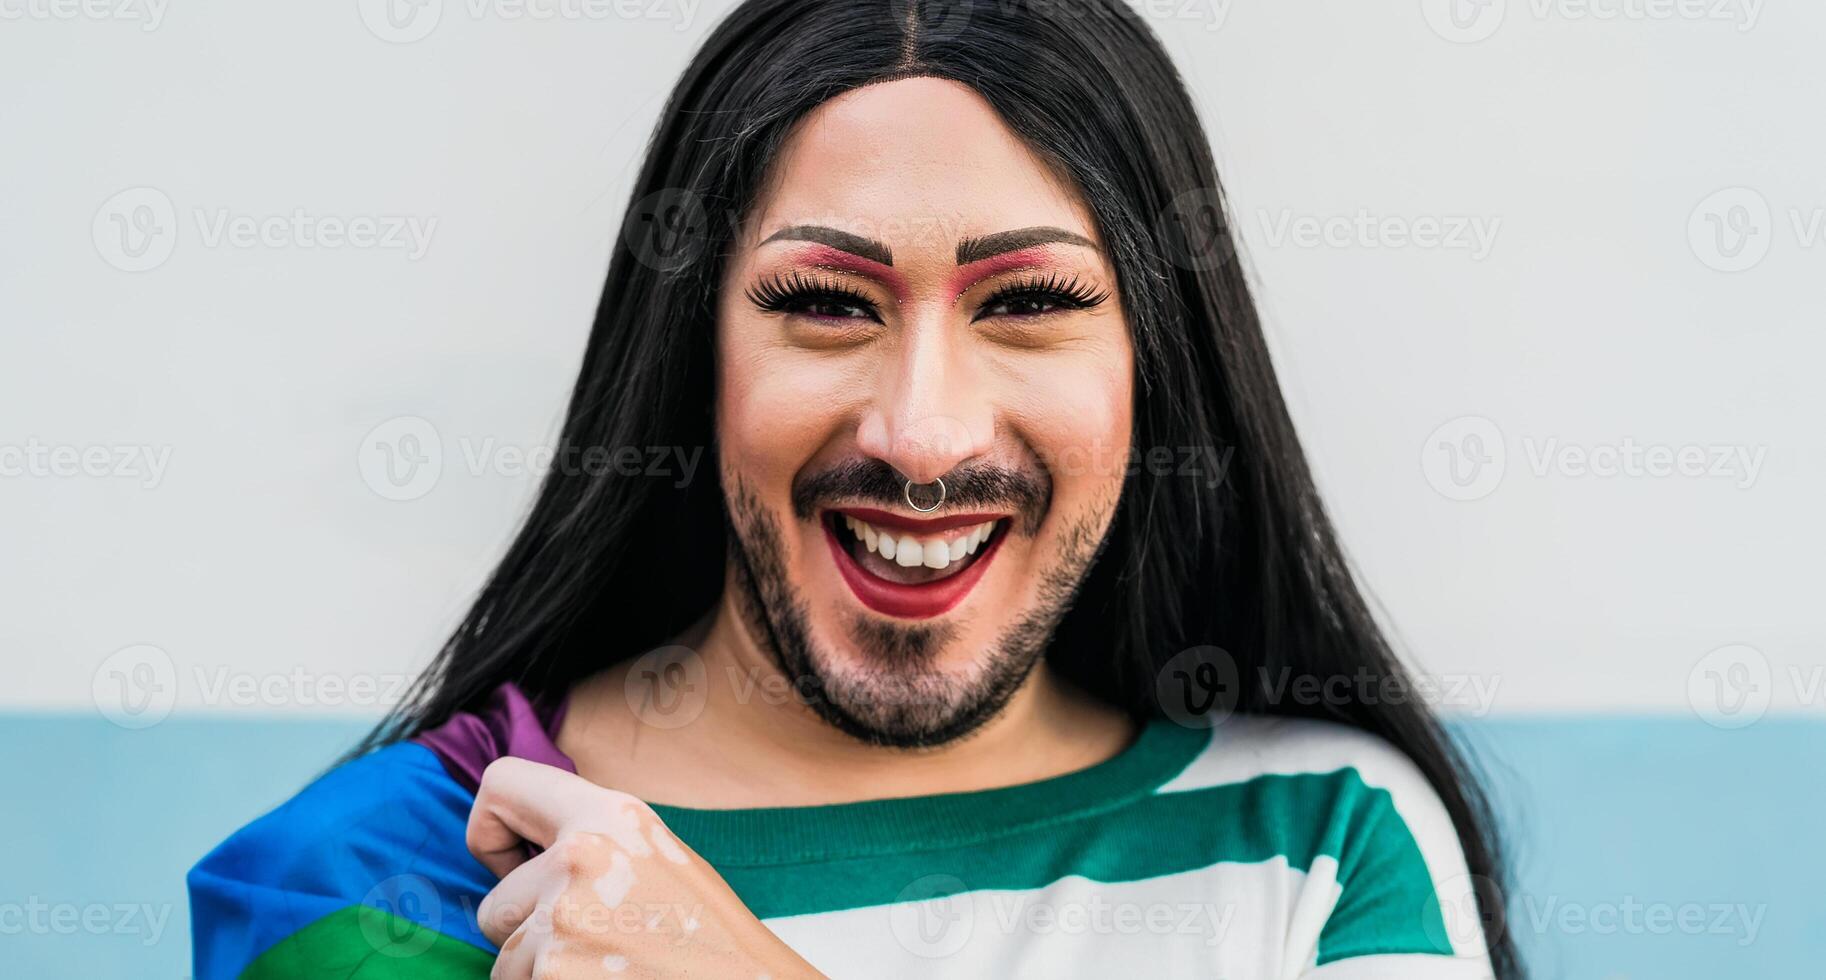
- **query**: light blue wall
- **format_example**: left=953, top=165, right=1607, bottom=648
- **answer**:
left=2, top=715, right=1818, bottom=978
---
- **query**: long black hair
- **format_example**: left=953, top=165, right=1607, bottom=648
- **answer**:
left=358, top=1, right=1518, bottom=974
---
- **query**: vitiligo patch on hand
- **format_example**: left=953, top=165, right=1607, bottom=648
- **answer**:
left=590, top=852, right=637, bottom=908
left=650, top=826, right=690, bottom=865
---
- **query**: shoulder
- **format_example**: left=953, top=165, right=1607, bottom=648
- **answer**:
left=187, top=743, right=497, bottom=980
left=1161, top=713, right=1460, bottom=834
left=1155, top=714, right=1493, bottom=969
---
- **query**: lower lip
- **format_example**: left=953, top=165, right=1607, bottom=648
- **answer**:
left=823, top=519, right=1006, bottom=620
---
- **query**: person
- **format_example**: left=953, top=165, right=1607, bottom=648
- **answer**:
left=189, top=0, right=1517, bottom=976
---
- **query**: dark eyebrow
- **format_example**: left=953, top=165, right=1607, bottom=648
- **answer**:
left=760, top=224, right=894, bottom=267
left=956, top=226, right=1098, bottom=265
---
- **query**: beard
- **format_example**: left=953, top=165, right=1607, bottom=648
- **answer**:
left=722, top=473, right=1111, bottom=750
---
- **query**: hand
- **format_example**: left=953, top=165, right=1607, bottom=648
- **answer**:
left=468, top=757, right=825, bottom=979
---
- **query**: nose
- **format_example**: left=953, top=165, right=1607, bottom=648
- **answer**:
left=855, top=319, right=994, bottom=486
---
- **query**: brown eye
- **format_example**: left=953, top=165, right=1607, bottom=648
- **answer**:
left=796, top=296, right=876, bottom=320
left=981, top=293, right=1063, bottom=318
left=974, top=273, right=1109, bottom=322
left=747, top=272, right=883, bottom=324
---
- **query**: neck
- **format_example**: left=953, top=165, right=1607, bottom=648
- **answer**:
left=558, top=590, right=1136, bottom=809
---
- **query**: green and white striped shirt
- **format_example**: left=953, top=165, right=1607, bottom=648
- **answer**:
left=661, top=713, right=1494, bottom=978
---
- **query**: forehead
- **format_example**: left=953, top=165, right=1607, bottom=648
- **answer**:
left=748, top=76, right=1097, bottom=251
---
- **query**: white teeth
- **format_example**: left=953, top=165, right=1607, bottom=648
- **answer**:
left=839, top=515, right=998, bottom=572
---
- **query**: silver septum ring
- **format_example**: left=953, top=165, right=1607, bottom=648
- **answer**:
left=904, top=478, right=945, bottom=513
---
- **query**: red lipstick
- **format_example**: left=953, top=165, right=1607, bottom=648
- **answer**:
left=823, top=513, right=1007, bottom=619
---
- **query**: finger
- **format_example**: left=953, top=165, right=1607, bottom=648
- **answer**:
left=487, top=915, right=542, bottom=980
left=466, top=757, right=595, bottom=878
left=477, top=845, right=560, bottom=948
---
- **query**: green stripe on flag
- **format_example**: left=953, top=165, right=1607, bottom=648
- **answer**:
left=241, top=905, right=493, bottom=979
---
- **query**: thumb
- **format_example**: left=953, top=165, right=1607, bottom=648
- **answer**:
left=465, top=757, right=598, bottom=878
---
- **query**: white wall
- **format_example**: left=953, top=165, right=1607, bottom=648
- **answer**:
left=3, top=0, right=1819, bottom=720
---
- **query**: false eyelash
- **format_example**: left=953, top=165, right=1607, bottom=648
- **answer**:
left=745, top=271, right=880, bottom=319
left=977, top=272, right=1111, bottom=317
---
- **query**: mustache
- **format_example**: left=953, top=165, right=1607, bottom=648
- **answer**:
left=790, top=458, right=1052, bottom=537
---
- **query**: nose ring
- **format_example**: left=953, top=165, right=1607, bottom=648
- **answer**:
left=905, top=478, right=946, bottom=513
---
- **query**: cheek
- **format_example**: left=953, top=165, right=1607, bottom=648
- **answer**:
left=1000, top=349, right=1134, bottom=495
left=714, top=327, right=853, bottom=486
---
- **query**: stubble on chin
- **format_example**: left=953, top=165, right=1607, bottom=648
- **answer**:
left=721, top=477, right=1116, bottom=748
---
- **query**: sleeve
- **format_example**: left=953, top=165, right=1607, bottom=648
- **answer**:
left=187, top=743, right=501, bottom=979
left=1302, top=730, right=1498, bottom=979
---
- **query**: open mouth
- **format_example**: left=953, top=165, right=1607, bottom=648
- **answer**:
left=822, top=508, right=1009, bottom=619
